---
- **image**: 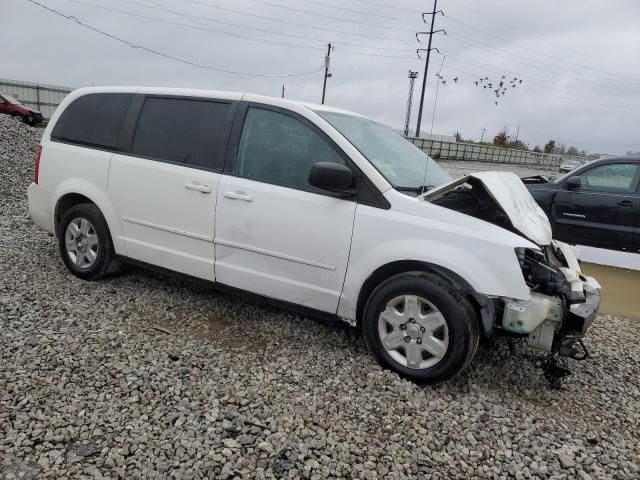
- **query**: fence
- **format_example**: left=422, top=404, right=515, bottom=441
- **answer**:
left=0, top=78, right=73, bottom=119
left=407, top=137, right=591, bottom=169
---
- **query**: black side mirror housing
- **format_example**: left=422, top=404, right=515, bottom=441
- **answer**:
left=309, top=162, right=355, bottom=196
left=566, top=176, right=582, bottom=190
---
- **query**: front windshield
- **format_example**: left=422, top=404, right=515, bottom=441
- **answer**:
left=1, top=94, right=22, bottom=105
left=317, top=111, right=452, bottom=191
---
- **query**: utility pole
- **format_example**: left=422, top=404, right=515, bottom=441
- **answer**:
left=415, top=0, right=444, bottom=138
left=281, top=85, right=285, bottom=98
left=403, top=70, right=419, bottom=137
left=321, top=43, right=332, bottom=104
left=480, top=128, right=486, bottom=142
left=515, top=125, right=520, bottom=144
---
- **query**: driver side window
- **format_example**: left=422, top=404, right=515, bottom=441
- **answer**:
left=579, top=163, right=640, bottom=194
left=235, top=107, right=345, bottom=192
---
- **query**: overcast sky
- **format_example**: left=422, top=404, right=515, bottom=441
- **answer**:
left=4, top=0, right=640, bottom=154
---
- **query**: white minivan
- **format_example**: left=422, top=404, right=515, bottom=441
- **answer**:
left=28, top=87, right=600, bottom=383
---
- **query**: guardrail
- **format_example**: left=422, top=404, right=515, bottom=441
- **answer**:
left=407, top=137, right=590, bottom=168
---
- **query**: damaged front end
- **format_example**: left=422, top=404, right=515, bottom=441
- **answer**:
left=502, top=242, right=601, bottom=387
left=425, top=172, right=601, bottom=386
left=504, top=242, right=600, bottom=365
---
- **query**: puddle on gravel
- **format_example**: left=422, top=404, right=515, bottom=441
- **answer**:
left=581, top=263, right=640, bottom=321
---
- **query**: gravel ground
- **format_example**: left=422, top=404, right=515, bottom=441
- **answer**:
left=1, top=115, right=639, bottom=479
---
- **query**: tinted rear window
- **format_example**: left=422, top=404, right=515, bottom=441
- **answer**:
left=51, top=93, right=133, bottom=149
left=131, top=97, right=231, bottom=170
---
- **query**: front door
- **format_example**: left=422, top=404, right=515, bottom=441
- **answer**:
left=109, top=95, right=237, bottom=280
left=214, top=105, right=357, bottom=313
left=553, top=162, right=640, bottom=250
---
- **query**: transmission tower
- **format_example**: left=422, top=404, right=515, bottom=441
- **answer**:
left=404, top=70, right=419, bottom=137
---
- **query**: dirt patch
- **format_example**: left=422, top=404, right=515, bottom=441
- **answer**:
left=582, top=262, right=640, bottom=321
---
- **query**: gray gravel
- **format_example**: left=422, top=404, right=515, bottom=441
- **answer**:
left=1, top=114, right=639, bottom=479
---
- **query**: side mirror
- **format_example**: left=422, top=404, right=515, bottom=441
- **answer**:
left=309, top=162, right=355, bottom=196
left=566, top=176, right=582, bottom=190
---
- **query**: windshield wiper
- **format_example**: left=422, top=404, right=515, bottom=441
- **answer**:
left=395, top=185, right=435, bottom=193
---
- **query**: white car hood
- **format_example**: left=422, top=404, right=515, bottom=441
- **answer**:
left=423, top=171, right=553, bottom=246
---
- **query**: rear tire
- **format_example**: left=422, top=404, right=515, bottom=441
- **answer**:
left=362, top=272, right=479, bottom=383
left=57, top=204, right=117, bottom=280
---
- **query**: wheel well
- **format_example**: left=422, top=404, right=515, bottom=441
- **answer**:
left=54, top=193, right=95, bottom=232
left=356, top=260, right=493, bottom=336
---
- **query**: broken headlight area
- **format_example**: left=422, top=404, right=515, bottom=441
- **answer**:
left=497, top=245, right=599, bottom=356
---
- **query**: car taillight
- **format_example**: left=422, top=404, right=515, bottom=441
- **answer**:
left=34, top=145, right=42, bottom=184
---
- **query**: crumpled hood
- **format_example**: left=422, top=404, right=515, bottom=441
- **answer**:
left=423, top=171, right=553, bottom=246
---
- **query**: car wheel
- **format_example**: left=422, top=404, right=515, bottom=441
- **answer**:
left=57, top=203, right=118, bottom=280
left=362, top=272, right=479, bottom=383
left=11, top=113, right=27, bottom=123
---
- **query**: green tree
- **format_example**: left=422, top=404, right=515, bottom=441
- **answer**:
left=567, top=146, right=579, bottom=156
left=507, top=139, right=528, bottom=150
left=543, top=140, right=556, bottom=154
left=493, top=131, right=508, bottom=147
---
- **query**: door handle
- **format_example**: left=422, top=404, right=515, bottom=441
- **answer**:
left=223, top=190, right=253, bottom=202
left=185, top=182, right=212, bottom=194
left=618, top=200, right=634, bottom=207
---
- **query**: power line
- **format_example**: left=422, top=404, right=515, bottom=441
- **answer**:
left=61, top=0, right=324, bottom=51
left=440, top=49, right=640, bottom=102
left=443, top=15, right=640, bottom=85
left=443, top=34, right=640, bottom=96
left=446, top=0, right=587, bottom=58
left=22, top=0, right=325, bottom=77
left=61, top=0, right=421, bottom=60
left=246, top=0, right=418, bottom=33
left=438, top=63, right=640, bottom=110
left=66, top=0, right=409, bottom=53
left=294, top=0, right=420, bottom=24
left=178, top=0, right=415, bottom=43
left=352, top=0, right=419, bottom=14
left=445, top=30, right=640, bottom=90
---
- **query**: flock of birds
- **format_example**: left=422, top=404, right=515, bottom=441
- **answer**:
left=434, top=73, right=524, bottom=106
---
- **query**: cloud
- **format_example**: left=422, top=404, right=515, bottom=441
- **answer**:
left=4, top=0, right=640, bottom=154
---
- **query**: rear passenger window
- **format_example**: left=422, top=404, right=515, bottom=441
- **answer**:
left=51, top=93, right=133, bottom=149
left=131, top=97, right=231, bottom=170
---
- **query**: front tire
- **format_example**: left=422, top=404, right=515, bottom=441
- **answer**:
left=57, top=204, right=117, bottom=280
left=362, top=272, right=479, bottom=383
left=12, top=113, right=27, bottom=124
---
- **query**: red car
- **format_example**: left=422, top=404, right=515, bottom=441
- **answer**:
left=0, top=93, right=44, bottom=125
